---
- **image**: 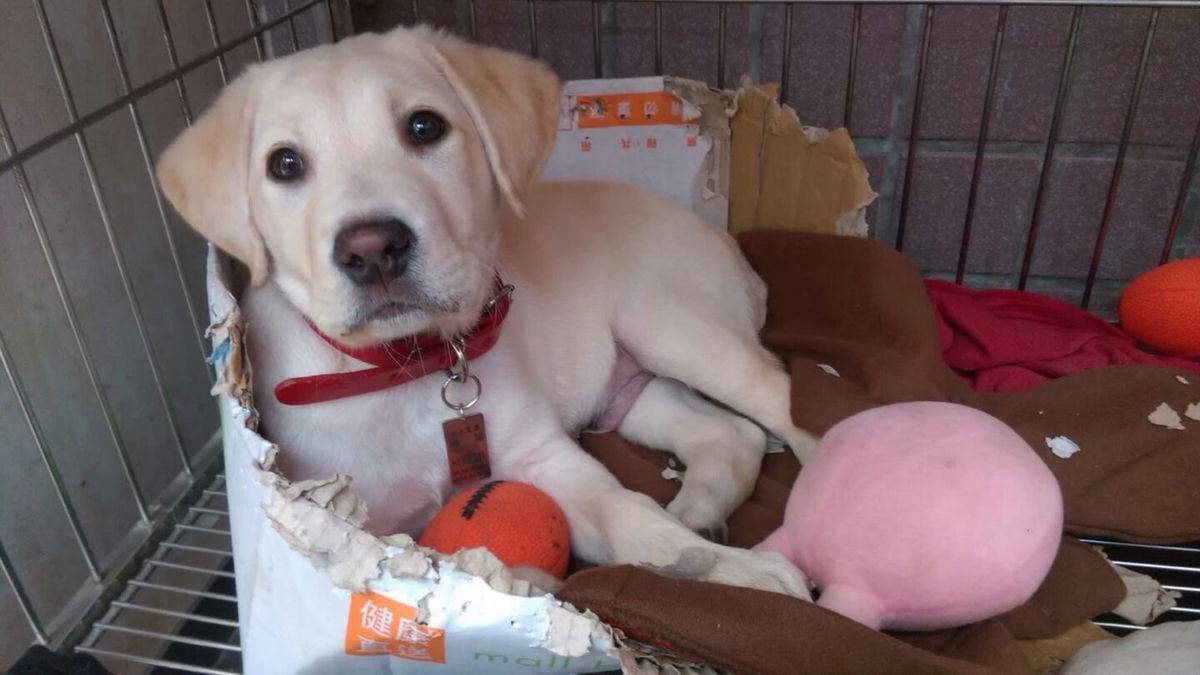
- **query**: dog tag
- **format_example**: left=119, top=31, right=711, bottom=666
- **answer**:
left=444, top=413, right=492, bottom=486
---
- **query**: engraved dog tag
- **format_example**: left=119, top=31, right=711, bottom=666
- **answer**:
left=444, top=413, right=492, bottom=486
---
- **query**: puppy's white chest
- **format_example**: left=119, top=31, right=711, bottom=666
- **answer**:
left=264, top=378, right=461, bottom=535
left=242, top=286, right=479, bottom=535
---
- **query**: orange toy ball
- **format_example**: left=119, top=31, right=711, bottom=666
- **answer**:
left=1118, top=258, right=1200, bottom=356
left=418, top=481, right=570, bottom=579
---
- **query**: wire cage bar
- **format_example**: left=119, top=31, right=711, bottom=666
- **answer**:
left=1, top=0, right=1198, bottom=672
left=0, top=1, right=344, bottom=669
left=1018, top=5, right=1084, bottom=290
left=98, top=0, right=210, bottom=366
left=0, top=100, right=154, bottom=525
left=33, top=0, right=194, bottom=485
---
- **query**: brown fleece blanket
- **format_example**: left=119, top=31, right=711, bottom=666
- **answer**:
left=557, top=231, right=1200, bottom=674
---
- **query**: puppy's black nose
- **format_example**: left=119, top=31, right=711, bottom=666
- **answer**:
left=333, top=218, right=414, bottom=285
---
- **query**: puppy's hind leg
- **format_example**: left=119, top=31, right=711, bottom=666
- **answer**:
left=615, top=305, right=819, bottom=463
left=616, top=377, right=766, bottom=540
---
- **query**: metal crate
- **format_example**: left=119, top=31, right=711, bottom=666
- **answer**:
left=1, top=1, right=1197, bottom=673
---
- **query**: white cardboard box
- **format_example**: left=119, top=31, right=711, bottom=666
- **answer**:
left=208, top=250, right=619, bottom=675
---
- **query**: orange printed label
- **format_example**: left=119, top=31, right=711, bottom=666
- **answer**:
left=345, top=591, right=446, bottom=663
left=574, top=91, right=687, bottom=129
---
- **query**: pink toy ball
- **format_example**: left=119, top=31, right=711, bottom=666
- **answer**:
left=756, top=401, right=1063, bottom=632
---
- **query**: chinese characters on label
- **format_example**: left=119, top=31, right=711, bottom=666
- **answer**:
left=345, top=592, right=446, bottom=662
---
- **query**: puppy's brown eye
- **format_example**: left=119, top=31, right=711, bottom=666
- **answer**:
left=407, top=111, right=447, bottom=146
left=267, top=147, right=305, bottom=181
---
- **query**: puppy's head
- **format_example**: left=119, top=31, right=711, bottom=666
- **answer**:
left=157, top=27, right=560, bottom=346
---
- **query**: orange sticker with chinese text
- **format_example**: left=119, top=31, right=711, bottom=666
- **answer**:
left=345, top=591, right=446, bottom=663
left=574, top=91, right=687, bottom=129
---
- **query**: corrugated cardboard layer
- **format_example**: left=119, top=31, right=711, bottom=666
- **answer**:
left=729, top=81, right=876, bottom=237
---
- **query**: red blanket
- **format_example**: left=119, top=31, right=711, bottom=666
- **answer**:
left=926, top=280, right=1200, bottom=392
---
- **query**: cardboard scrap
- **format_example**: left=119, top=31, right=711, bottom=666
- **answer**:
left=818, top=363, right=841, bottom=377
left=1091, top=547, right=1180, bottom=626
left=1047, top=436, right=1081, bottom=459
left=728, top=78, right=876, bottom=236
left=1186, top=402, right=1200, bottom=422
left=1110, top=563, right=1181, bottom=625
left=1148, top=403, right=1186, bottom=430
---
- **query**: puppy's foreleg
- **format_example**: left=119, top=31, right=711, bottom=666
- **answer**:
left=515, top=435, right=810, bottom=598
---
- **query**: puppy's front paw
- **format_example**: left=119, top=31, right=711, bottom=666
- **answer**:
left=704, top=547, right=813, bottom=599
left=649, top=546, right=813, bottom=600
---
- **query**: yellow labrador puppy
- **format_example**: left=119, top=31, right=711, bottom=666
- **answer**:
left=157, top=25, right=817, bottom=597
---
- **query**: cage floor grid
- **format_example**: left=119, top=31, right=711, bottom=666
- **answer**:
left=77, top=474, right=240, bottom=675
left=1084, top=538, right=1200, bottom=635
left=68, top=471, right=1199, bottom=674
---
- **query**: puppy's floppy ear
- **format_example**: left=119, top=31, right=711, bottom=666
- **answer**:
left=418, top=28, right=561, bottom=216
left=156, top=71, right=269, bottom=286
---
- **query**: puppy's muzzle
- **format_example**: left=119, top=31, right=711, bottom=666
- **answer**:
left=333, top=218, right=415, bottom=286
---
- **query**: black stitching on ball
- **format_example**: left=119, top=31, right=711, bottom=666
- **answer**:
left=460, top=481, right=504, bottom=520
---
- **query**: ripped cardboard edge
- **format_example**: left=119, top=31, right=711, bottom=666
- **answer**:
left=614, top=638, right=723, bottom=675
left=728, top=78, right=877, bottom=237
left=1091, top=545, right=1180, bottom=625
left=664, top=76, right=735, bottom=224
left=205, top=251, right=258, bottom=429
left=205, top=245, right=618, bottom=665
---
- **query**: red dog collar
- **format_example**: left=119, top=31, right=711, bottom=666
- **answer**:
left=274, top=279, right=513, bottom=406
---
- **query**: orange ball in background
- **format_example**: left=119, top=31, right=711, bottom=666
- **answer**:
left=1118, top=258, right=1200, bottom=356
left=417, top=481, right=571, bottom=579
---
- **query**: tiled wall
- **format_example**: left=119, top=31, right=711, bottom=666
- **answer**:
left=353, top=0, right=1200, bottom=315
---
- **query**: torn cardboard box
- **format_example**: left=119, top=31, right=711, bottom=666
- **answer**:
left=208, top=251, right=619, bottom=674
left=541, top=76, right=876, bottom=237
